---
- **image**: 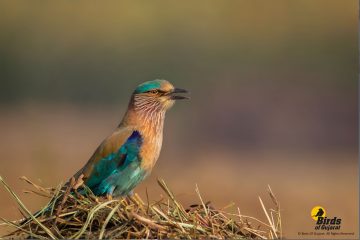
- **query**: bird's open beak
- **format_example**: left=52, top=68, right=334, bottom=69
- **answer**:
left=170, top=88, right=190, bottom=100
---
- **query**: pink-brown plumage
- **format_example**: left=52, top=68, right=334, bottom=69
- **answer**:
left=72, top=80, right=188, bottom=196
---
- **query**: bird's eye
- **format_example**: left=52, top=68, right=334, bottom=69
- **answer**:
left=149, top=90, right=159, bottom=94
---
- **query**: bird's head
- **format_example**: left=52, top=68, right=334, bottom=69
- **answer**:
left=132, top=80, right=189, bottom=113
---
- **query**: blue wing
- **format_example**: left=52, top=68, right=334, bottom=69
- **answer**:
left=85, top=130, right=143, bottom=196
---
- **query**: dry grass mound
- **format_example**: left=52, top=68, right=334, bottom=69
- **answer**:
left=0, top=176, right=281, bottom=239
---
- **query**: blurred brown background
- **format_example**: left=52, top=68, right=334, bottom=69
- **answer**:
left=0, top=1, right=358, bottom=238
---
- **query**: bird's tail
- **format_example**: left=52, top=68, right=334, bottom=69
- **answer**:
left=19, top=175, right=85, bottom=226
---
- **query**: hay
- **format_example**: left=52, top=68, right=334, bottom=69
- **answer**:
left=0, top=175, right=282, bottom=239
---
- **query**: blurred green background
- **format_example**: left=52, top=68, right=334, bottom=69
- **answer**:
left=0, top=1, right=358, bottom=238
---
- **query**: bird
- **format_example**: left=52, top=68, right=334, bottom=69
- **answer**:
left=72, top=79, right=189, bottom=197
left=313, top=208, right=324, bottom=217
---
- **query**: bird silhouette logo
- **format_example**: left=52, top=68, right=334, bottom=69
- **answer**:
left=311, top=206, right=326, bottom=221
left=314, top=208, right=324, bottom=217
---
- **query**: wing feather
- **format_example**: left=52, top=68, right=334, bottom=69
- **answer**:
left=73, top=127, right=142, bottom=194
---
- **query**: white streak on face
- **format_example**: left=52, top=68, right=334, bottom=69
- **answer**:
left=133, top=94, right=170, bottom=141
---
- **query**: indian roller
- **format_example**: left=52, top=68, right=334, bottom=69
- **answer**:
left=72, top=79, right=189, bottom=197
